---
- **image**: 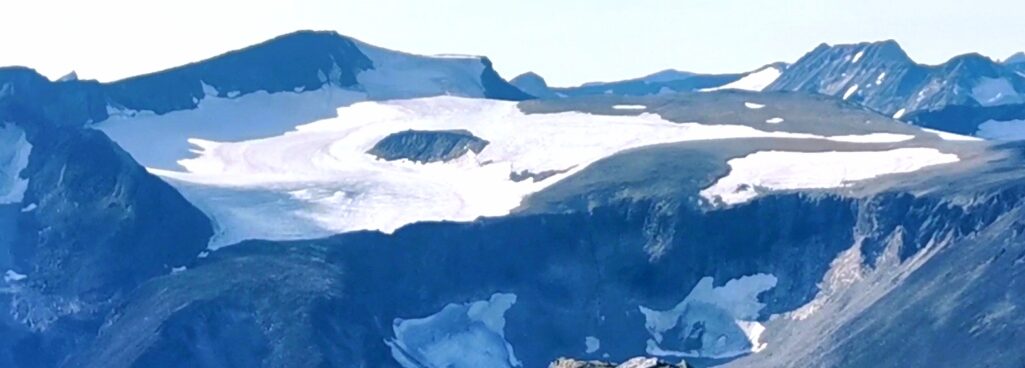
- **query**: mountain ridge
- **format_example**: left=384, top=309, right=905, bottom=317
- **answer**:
left=2, top=29, right=1025, bottom=368
left=768, top=39, right=1025, bottom=117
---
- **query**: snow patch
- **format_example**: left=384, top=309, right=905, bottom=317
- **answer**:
left=765, top=117, right=784, bottom=124
left=976, top=119, right=1025, bottom=140
left=922, top=128, right=982, bottom=141
left=744, top=102, right=765, bottom=110
left=387, top=293, right=521, bottom=368
left=640, top=274, right=776, bottom=359
left=892, top=108, right=907, bottom=119
left=585, top=336, right=601, bottom=354
left=703, top=67, right=782, bottom=92
left=171, top=266, right=187, bottom=274
left=0, top=124, right=32, bottom=205
left=701, top=148, right=960, bottom=205
left=843, top=84, right=859, bottom=100
left=972, top=78, right=1023, bottom=106
left=20, top=203, right=36, bottom=213
left=613, top=105, right=646, bottom=110
left=826, top=133, right=914, bottom=143
left=4, top=270, right=26, bottom=283
left=200, top=81, right=219, bottom=97
left=852, top=50, right=865, bottom=63
left=876, top=72, right=887, bottom=85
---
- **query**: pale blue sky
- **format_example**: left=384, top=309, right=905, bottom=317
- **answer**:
left=3, top=0, right=1023, bottom=86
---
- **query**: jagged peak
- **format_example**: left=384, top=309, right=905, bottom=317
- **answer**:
left=57, top=71, right=78, bottom=82
left=804, top=39, right=912, bottom=65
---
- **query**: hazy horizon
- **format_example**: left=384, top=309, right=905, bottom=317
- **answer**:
left=4, top=0, right=1024, bottom=86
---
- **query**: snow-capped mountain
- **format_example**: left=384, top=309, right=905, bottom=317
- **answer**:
left=4, top=30, right=1025, bottom=368
left=768, top=40, right=1025, bottom=120
left=103, top=30, right=529, bottom=117
left=511, top=63, right=787, bottom=98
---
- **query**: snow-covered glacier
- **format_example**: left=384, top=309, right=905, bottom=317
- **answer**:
left=98, top=90, right=963, bottom=248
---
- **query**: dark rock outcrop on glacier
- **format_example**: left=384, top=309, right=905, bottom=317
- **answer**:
left=368, top=129, right=489, bottom=163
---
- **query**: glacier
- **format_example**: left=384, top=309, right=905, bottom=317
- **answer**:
left=99, top=91, right=937, bottom=248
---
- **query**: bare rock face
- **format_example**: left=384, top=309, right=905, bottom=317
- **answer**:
left=550, top=357, right=688, bottom=368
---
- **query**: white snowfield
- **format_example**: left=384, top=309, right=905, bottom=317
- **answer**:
left=852, top=50, right=865, bottom=63
left=0, top=123, right=32, bottom=205
left=352, top=40, right=490, bottom=100
left=701, top=148, right=960, bottom=205
left=703, top=66, right=782, bottom=92
left=922, top=128, right=983, bottom=142
left=843, top=84, right=859, bottom=100
left=976, top=119, right=1025, bottom=141
left=826, top=133, right=914, bottom=143
left=97, top=88, right=960, bottom=248
left=640, top=274, right=777, bottom=359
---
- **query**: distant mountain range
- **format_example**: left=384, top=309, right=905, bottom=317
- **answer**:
left=510, top=63, right=786, bottom=98
left=514, top=40, right=1025, bottom=139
